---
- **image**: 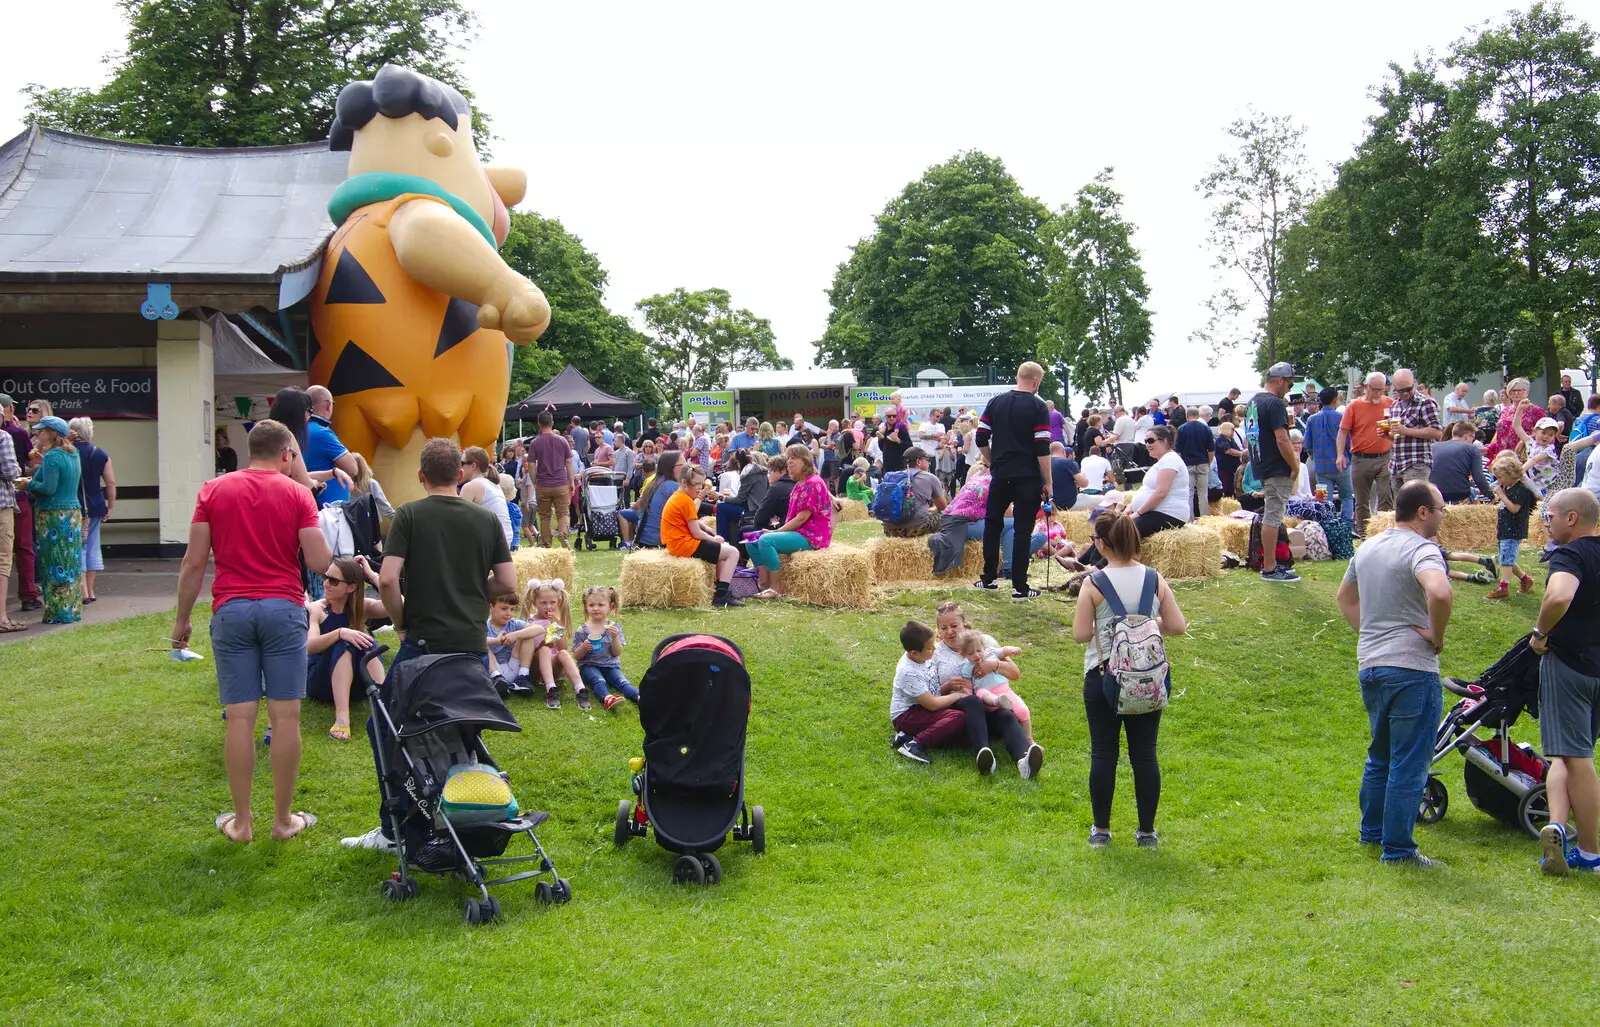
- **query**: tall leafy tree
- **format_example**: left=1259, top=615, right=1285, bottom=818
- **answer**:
left=815, top=151, right=1052, bottom=374
left=1192, top=109, right=1315, bottom=367
left=1041, top=169, right=1153, bottom=407
left=636, top=288, right=791, bottom=413
left=1274, top=62, right=1511, bottom=385
left=499, top=212, right=658, bottom=410
left=1447, top=1, right=1600, bottom=393
left=23, top=0, right=481, bottom=147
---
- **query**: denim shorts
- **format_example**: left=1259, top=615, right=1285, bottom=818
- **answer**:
left=1498, top=538, right=1522, bottom=566
left=210, top=598, right=310, bottom=705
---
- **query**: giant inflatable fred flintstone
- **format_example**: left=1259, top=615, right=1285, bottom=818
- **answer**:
left=310, top=64, right=549, bottom=502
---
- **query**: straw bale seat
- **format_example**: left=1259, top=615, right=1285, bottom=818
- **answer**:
left=1139, top=524, right=1225, bottom=580
left=618, top=549, right=715, bottom=609
left=512, top=547, right=577, bottom=597
left=863, top=536, right=985, bottom=584
left=781, top=545, right=873, bottom=608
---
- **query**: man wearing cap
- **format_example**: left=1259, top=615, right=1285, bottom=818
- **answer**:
left=1246, top=362, right=1301, bottom=583
left=1387, top=368, right=1443, bottom=487
left=0, top=395, right=40, bottom=613
left=1338, top=372, right=1395, bottom=537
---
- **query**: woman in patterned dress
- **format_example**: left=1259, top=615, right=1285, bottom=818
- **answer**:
left=21, top=416, right=83, bottom=624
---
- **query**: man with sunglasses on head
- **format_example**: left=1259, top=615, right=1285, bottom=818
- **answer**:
left=1532, top=488, right=1600, bottom=876
left=0, top=396, right=41, bottom=612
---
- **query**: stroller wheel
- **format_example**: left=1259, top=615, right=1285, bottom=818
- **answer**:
left=699, top=853, right=722, bottom=885
left=380, top=879, right=406, bottom=902
left=480, top=896, right=500, bottom=923
left=554, top=878, right=573, bottom=904
left=462, top=899, right=481, bottom=925
left=750, top=805, right=766, bottom=854
left=1419, top=777, right=1448, bottom=824
left=673, top=854, right=706, bottom=886
left=1519, top=784, right=1551, bottom=840
left=615, top=800, right=633, bottom=847
left=534, top=881, right=554, bottom=905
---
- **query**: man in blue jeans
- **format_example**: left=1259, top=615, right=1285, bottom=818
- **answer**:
left=1336, top=480, right=1453, bottom=866
left=341, top=437, right=516, bottom=852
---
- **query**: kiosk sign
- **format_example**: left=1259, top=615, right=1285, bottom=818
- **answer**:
left=0, top=368, right=157, bottom=419
left=681, top=390, right=734, bottom=424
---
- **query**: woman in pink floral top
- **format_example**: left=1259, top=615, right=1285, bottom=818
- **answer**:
left=748, top=444, right=834, bottom=598
left=940, top=456, right=1018, bottom=576
left=1484, top=377, right=1546, bottom=461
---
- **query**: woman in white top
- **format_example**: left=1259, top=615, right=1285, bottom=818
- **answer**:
left=1129, top=425, right=1191, bottom=538
left=460, top=446, right=514, bottom=549
left=1071, top=510, right=1187, bottom=849
left=1289, top=429, right=1313, bottom=496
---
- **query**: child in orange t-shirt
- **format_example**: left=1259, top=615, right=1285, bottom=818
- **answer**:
left=659, top=463, right=745, bottom=606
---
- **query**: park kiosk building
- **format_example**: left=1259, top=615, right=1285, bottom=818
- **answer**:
left=0, top=127, right=347, bottom=554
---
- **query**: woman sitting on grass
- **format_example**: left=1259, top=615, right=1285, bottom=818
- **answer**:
left=747, top=444, right=834, bottom=600
left=1072, top=510, right=1187, bottom=849
left=305, top=556, right=387, bottom=740
left=660, top=462, right=745, bottom=608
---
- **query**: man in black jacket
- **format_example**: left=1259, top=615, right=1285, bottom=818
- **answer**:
left=975, top=362, right=1053, bottom=598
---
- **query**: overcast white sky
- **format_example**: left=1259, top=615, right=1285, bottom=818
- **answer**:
left=4, top=0, right=1597, bottom=407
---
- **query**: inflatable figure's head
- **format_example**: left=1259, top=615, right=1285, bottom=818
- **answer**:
left=329, top=64, right=524, bottom=244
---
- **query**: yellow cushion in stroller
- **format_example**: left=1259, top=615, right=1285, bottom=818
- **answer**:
left=441, top=764, right=519, bottom=826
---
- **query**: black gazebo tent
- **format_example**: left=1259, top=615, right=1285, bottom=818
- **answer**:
left=504, top=364, right=642, bottom=424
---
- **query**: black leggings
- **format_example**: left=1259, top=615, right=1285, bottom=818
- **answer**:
left=1133, top=510, right=1185, bottom=538
left=957, top=693, right=1030, bottom=760
left=1083, top=670, right=1162, bottom=832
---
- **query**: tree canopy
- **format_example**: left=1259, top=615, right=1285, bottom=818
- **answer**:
left=23, top=0, right=482, bottom=147
left=637, top=288, right=791, bottom=413
left=499, top=212, right=657, bottom=409
left=1040, top=169, right=1154, bottom=407
left=815, top=152, right=1053, bottom=376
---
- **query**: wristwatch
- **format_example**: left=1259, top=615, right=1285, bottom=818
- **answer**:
left=1531, top=627, right=1548, bottom=641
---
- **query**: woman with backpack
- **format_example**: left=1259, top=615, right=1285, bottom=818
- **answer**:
left=1071, top=511, right=1188, bottom=850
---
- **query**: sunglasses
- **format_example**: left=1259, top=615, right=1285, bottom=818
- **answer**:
left=1395, top=385, right=1414, bottom=394
left=323, top=575, right=351, bottom=586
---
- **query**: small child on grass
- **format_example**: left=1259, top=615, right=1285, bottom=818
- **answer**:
left=486, top=592, right=533, bottom=696
left=519, top=578, right=589, bottom=709
left=570, top=585, right=638, bottom=710
left=956, top=628, right=1032, bottom=742
left=1488, top=453, right=1537, bottom=599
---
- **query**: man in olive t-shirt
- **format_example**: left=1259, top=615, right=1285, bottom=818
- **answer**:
left=343, top=437, right=516, bottom=852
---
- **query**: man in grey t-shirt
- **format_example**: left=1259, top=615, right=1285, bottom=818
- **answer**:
left=1336, top=480, right=1453, bottom=867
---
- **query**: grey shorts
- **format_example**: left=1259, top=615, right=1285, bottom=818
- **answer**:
left=1539, top=654, right=1600, bottom=759
left=210, top=598, right=310, bottom=705
left=1260, top=476, right=1293, bottom=527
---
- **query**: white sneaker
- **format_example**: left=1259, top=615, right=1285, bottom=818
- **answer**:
left=976, top=746, right=996, bottom=775
left=340, top=826, right=396, bottom=852
left=1018, top=743, right=1044, bottom=780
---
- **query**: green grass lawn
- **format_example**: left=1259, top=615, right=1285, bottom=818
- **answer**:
left=1, top=522, right=1595, bottom=1025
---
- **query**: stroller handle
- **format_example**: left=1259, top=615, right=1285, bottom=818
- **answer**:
left=1444, top=677, right=1484, bottom=698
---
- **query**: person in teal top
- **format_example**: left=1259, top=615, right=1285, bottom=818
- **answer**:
left=22, top=416, right=83, bottom=623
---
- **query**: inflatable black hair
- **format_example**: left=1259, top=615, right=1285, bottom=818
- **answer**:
left=328, top=64, right=473, bottom=151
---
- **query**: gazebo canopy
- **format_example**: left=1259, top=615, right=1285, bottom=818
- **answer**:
left=505, top=364, right=641, bottom=423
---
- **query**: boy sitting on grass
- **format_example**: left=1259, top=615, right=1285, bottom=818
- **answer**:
left=486, top=592, right=540, bottom=697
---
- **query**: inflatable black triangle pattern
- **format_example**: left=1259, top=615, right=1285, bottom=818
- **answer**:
left=324, top=249, right=385, bottom=305
left=435, top=296, right=480, bottom=358
left=327, top=341, right=404, bottom=396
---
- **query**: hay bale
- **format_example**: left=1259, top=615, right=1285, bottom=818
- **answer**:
left=699, top=515, right=717, bottom=533
left=1365, top=503, right=1545, bottom=550
left=1209, top=497, right=1242, bottom=516
left=836, top=498, right=870, bottom=522
left=1196, top=515, right=1252, bottom=556
left=783, top=545, right=873, bottom=608
left=512, top=547, right=576, bottom=597
left=1141, top=524, right=1225, bottom=580
left=1058, top=510, right=1094, bottom=545
left=864, top=536, right=983, bottom=583
left=618, top=549, right=714, bottom=609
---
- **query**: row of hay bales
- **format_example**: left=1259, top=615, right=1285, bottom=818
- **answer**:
left=617, top=546, right=875, bottom=610
left=1366, top=503, right=1546, bottom=551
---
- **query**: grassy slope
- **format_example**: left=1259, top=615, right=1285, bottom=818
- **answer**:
left=0, top=522, right=1594, bottom=1026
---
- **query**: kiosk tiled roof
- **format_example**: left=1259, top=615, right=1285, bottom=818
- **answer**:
left=0, top=126, right=347, bottom=282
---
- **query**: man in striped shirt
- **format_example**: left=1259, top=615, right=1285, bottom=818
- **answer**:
left=975, top=362, right=1053, bottom=599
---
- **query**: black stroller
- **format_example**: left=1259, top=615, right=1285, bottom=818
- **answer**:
left=367, top=650, right=571, bottom=923
left=1422, top=636, right=1550, bottom=838
left=613, top=634, right=765, bottom=884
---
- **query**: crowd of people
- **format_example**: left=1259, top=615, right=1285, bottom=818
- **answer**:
left=0, top=394, right=118, bottom=629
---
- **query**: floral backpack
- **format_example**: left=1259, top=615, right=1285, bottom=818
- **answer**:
left=1089, top=569, right=1171, bottom=716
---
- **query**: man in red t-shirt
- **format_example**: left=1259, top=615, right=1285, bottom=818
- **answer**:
left=174, top=419, right=332, bottom=843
